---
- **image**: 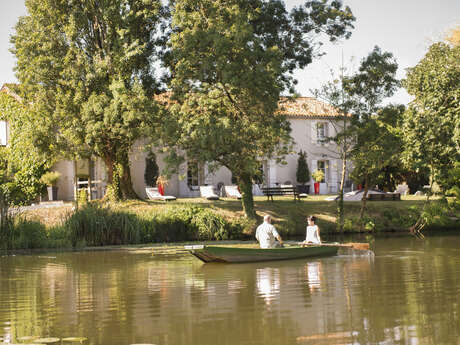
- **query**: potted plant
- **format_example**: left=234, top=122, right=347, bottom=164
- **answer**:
left=296, top=150, right=310, bottom=194
left=311, top=170, right=324, bottom=195
left=40, top=171, right=61, bottom=201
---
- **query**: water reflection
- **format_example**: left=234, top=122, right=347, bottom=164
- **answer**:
left=1, top=236, right=460, bottom=345
left=305, top=261, right=322, bottom=292
left=256, top=267, right=280, bottom=303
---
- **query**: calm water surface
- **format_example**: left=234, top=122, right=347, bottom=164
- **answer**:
left=1, top=235, right=460, bottom=345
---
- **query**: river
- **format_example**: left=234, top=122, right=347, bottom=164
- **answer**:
left=1, top=234, right=460, bottom=345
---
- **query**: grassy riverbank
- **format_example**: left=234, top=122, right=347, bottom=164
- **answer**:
left=1, top=194, right=454, bottom=251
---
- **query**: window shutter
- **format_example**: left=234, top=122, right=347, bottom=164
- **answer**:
left=311, top=159, right=317, bottom=183
left=311, top=121, right=317, bottom=145
left=325, top=122, right=329, bottom=146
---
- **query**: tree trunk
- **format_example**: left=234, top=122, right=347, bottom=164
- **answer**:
left=119, top=152, right=138, bottom=199
left=359, top=177, right=369, bottom=230
left=238, top=173, right=256, bottom=219
left=337, top=154, right=347, bottom=232
left=102, top=155, right=122, bottom=201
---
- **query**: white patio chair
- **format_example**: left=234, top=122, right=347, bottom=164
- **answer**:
left=224, top=185, right=242, bottom=199
left=200, top=185, right=220, bottom=200
left=145, top=187, right=176, bottom=202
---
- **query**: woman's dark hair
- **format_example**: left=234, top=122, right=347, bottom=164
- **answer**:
left=307, top=216, right=316, bottom=223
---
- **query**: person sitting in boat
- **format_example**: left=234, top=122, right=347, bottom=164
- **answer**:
left=303, top=216, right=321, bottom=245
left=256, top=215, right=284, bottom=249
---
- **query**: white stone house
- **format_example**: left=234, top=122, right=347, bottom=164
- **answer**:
left=1, top=84, right=352, bottom=200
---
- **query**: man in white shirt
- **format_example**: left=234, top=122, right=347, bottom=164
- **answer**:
left=255, top=215, right=283, bottom=249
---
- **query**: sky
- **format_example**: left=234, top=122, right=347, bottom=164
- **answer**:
left=0, top=0, right=459, bottom=105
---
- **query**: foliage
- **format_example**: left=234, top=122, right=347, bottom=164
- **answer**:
left=402, top=42, right=460, bottom=193
left=40, top=171, right=61, bottom=186
left=350, top=104, right=404, bottom=190
left=312, top=170, right=324, bottom=183
left=296, top=150, right=310, bottom=185
left=11, top=0, right=166, bottom=200
left=0, top=92, right=51, bottom=204
left=77, top=189, right=89, bottom=206
left=163, top=0, right=355, bottom=218
left=144, top=151, right=159, bottom=187
left=344, top=47, right=400, bottom=225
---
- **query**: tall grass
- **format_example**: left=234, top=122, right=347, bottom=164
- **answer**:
left=64, top=203, right=245, bottom=247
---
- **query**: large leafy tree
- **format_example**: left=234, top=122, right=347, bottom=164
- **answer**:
left=402, top=42, right=460, bottom=193
left=164, top=0, right=355, bottom=218
left=11, top=0, right=165, bottom=200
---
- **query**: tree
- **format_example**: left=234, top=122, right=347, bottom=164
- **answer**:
left=144, top=151, right=159, bottom=187
left=164, top=0, right=355, bottom=218
left=402, top=42, right=460, bottom=193
left=11, top=0, right=166, bottom=200
left=315, top=46, right=400, bottom=230
left=344, top=47, right=400, bottom=223
left=350, top=104, right=404, bottom=223
left=313, top=69, right=354, bottom=231
left=296, top=150, right=310, bottom=185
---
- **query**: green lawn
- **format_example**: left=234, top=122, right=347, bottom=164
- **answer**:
left=26, top=194, right=449, bottom=236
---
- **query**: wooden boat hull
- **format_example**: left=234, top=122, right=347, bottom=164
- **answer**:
left=185, top=245, right=339, bottom=263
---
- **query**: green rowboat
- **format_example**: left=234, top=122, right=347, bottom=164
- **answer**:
left=185, top=244, right=340, bottom=263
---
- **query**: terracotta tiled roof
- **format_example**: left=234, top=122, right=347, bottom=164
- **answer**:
left=278, top=97, right=343, bottom=118
left=2, top=85, right=343, bottom=119
left=0, top=84, right=22, bottom=102
left=155, top=93, right=343, bottom=118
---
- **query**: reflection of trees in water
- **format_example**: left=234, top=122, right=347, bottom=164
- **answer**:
left=2, top=237, right=460, bottom=345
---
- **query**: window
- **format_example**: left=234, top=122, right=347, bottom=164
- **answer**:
left=0, top=121, right=7, bottom=146
left=187, top=161, right=200, bottom=188
left=317, top=160, right=328, bottom=183
left=316, top=122, right=328, bottom=144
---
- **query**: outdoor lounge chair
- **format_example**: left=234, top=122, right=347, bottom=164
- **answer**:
left=145, top=187, right=176, bottom=201
left=224, top=185, right=242, bottom=199
left=200, top=185, right=220, bottom=200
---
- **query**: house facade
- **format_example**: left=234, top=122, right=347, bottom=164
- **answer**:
left=1, top=84, right=352, bottom=200
left=54, top=97, right=352, bottom=200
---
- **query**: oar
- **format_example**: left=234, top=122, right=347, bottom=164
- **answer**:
left=298, top=242, right=373, bottom=256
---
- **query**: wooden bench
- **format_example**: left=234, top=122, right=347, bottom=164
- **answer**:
left=262, top=186, right=300, bottom=202
left=367, top=193, right=401, bottom=201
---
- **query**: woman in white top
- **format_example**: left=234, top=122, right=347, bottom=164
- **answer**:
left=303, top=216, right=321, bottom=244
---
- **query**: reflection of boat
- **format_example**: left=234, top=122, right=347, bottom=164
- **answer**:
left=185, top=245, right=339, bottom=263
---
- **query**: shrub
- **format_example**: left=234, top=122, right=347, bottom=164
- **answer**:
left=343, top=218, right=354, bottom=232
left=144, top=151, right=159, bottom=187
left=296, top=150, right=310, bottom=185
